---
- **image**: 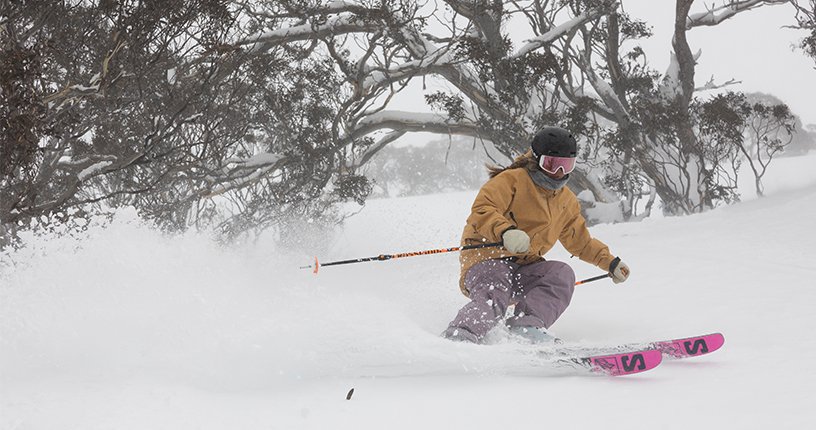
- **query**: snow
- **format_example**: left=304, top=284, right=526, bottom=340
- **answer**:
left=362, top=55, right=445, bottom=91
left=3, top=153, right=816, bottom=429
left=77, top=160, right=113, bottom=180
left=69, top=83, right=99, bottom=92
left=226, top=152, right=283, bottom=168
left=578, top=190, right=625, bottom=224
left=239, top=15, right=367, bottom=54
left=358, top=110, right=453, bottom=126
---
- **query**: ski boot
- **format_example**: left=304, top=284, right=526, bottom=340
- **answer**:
left=442, top=326, right=479, bottom=343
left=508, top=325, right=560, bottom=344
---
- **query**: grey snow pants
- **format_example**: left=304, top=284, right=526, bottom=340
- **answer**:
left=447, top=259, right=576, bottom=340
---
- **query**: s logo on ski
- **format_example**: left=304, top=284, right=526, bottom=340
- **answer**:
left=683, top=339, right=709, bottom=355
left=621, top=354, right=646, bottom=372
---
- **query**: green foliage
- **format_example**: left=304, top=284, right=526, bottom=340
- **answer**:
left=617, top=12, right=653, bottom=39
left=697, top=92, right=750, bottom=146
left=426, top=92, right=466, bottom=121
left=333, top=174, right=373, bottom=205
left=0, top=42, right=51, bottom=181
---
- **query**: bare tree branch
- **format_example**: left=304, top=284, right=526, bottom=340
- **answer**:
left=695, top=75, right=742, bottom=91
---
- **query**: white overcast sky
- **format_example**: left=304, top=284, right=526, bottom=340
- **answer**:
left=390, top=1, right=816, bottom=135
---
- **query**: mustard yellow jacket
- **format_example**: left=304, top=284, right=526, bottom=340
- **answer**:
left=459, top=164, right=616, bottom=295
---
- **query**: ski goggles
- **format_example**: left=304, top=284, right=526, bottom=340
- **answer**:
left=538, top=155, right=576, bottom=175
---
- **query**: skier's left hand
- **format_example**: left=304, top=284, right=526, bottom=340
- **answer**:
left=609, top=257, right=630, bottom=284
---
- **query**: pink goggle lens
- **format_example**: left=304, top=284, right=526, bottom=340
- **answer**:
left=539, top=155, right=576, bottom=175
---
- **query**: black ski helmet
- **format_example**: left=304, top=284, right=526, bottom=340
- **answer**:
left=531, top=127, right=577, bottom=159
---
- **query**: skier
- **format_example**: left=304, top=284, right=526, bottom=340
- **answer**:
left=443, top=127, right=630, bottom=344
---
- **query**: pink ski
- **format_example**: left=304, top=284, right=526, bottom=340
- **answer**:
left=561, top=349, right=663, bottom=376
left=649, top=333, right=725, bottom=359
left=547, top=332, right=725, bottom=361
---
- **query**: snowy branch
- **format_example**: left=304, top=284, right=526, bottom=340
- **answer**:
left=395, top=26, right=507, bottom=121
left=56, top=154, right=118, bottom=180
left=513, top=6, right=611, bottom=58
left=580, top=49, right=630, bottom=120
left=77, top=161, right=113, bottom=181
left=348, top=111, right=483, bottom=139
left=360, top=53, right=451, bottom=93
left=686, top=0, right=788, bottom=29
left=235, top=14, right=379, bottom=54
left=659, top=49, right=703, bottom=99
left=223, top=152, right=284, bottom=169
left=203, top=153, right=287, bottom=197
left=42, top=37, right=125, bottom=111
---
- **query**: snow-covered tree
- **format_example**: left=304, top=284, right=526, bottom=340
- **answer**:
left=0, top=0, right=354, bottom=243
left=790, top=0, right=816, bottom=65
left=547, top=0, right=815, bottom=216
left=3, top=0, right=814, bottom=246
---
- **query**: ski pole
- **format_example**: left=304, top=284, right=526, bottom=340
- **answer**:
left=300, top=242, right=502, bottom=274
left=575, top=273, right=611, bottom=286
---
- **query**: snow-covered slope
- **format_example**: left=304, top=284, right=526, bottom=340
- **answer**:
left=2, top=154, right=816, bottom=429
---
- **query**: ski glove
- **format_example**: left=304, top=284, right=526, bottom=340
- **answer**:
left=609, top=257, right=630, bottom=284
left=502, top=228, right=530, bottom=253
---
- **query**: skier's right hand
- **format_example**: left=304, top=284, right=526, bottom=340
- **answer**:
left=502, top=228, right=530, bottom=253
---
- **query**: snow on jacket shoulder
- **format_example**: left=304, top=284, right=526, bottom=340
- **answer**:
left=458, top=166, right=615, bottom=295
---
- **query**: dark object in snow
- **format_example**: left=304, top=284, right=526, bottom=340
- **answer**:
left=346, top=388, right=355, bottom=400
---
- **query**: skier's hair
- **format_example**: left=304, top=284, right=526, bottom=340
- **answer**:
left=486, top=151, right=536, bottom=178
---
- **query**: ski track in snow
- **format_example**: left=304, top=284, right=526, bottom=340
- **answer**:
left=2, top=154, right=816, bottom=429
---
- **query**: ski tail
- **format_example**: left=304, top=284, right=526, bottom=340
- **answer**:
left=650, top=333, right=725, bottom=359
left=559, top=349, right=663, bottom=376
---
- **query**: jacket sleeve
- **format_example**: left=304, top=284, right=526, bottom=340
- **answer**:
left=468, top=173, right=517, bottom=242
left=559, top=198, right=616, bottom=271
